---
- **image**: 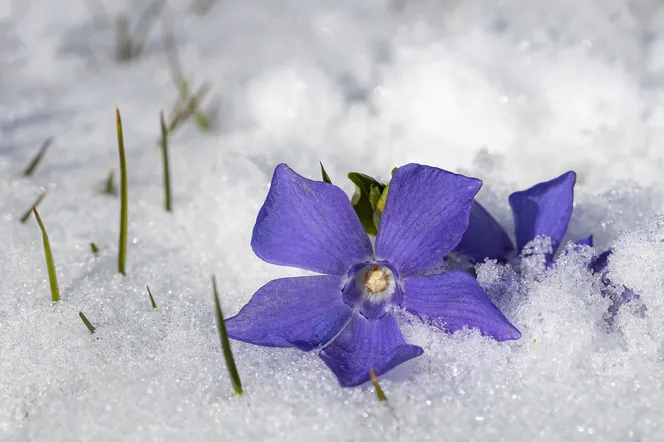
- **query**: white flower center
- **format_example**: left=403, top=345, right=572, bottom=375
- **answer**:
left=358, top=264, right=395, bottom=303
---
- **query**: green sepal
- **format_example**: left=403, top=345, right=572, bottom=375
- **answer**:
left=368, top=184, right=382, bottom=208
left=347, top=173, right=386, bottom=236
left=372, top=180, right=390, bottom=230
left=371, top=167, right=397, bottom=231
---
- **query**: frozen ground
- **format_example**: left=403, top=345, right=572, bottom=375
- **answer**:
left=1, top=0, right=664, bottom=440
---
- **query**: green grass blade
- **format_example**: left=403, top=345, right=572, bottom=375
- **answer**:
left=90, top=242, right=100, bottom=257
left=320, top=161, right=332, bottom=184
left=104, top=168, right=117, bottom=196
left=79, top=311, right=96, bottom=334
left=179, top=80, right=191, bottom=103
left=19, top=190, right=48, bottom=223
left=130, top=0, right=165, bottom=54
left=116, top=105, right=128, bottom=275
left=212, top=275, right=242, bottom=396
left=168, top=82, right=212, bottom=133
left=370, top=368, right=388, bottom=402
left=23, top=137, right=53, bottom=176
left=193, top=110, right=212, bottom=131
left=147, top=286, right=158, bottom=310
left=33, top=208, right=60, bottom=303
left=162, top=17, right=186, bottom=94
left=162, top=19, right=213, bottom=134
left=115, top=14, right=134, bottom=61
left=159, top=111, right=172, bottom=212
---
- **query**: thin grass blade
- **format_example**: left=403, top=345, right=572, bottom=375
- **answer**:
left=162, top=16, right=186, bottom=93
left=193, top=110, right=212, bottom=131
left=168, top=82, right=212, bottom=132
left=212, top=275, right=242, bottom=395
left=33, top=208, right=60, bottom=303
left=115, top=14, right=134, bottom=61
left=159, top=111, right=172, bottom=212
left=116, top=105, right=128, bottom=275
left=147, top=286, right=158, bottom=310
left=90, top=242, right=100, bottom=257
left=79, top=311, right=96, bottom=334
left=320, top=161, right=332, bottom=184
left=130, top=0, right=165, bottom=54
left=370, top=368, right=388, bottom=402
left=23, top=137, right=53, bottom=176
left=104, top=168, right=117, bottom=196
left=19, top=190, right=48, bottom=223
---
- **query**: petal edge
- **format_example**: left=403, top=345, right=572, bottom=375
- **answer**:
left=226, top=275, right=352, bottom=351
left=252, top=164, right=373, bottom=275
left=509, top=171, right=576, bottom=258
left=320, top=313, right=423, bottom=387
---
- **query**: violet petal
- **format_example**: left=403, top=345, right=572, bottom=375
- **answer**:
left=251, top=164, right=373, bottom=275
left=320, top=313, right=423, bottom=387
left=508, top=171, right=575, bottom=258
left=226, top=275, right=352, bottom=351
left=455, top=201, right=515, bottom=263
left=403, top=270, right=521, bottom=341
left=575, top=235, right=593, bottom=247
left=592, top=249, right=612, bottom=273
left=375, top=164, right=482, bottom=277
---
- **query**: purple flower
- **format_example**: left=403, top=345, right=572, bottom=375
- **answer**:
left=226, top=163, right=521, bottom=387
left=455, top=171, right=639, bottom=320
left=456, top=171, right=579, bottom=264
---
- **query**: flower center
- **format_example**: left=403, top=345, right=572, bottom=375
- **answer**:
left=365, top=268, right=388, bottom=293
left=359, top=264, right=395, bottom=303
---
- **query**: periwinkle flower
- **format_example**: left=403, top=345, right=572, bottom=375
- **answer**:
left=456, top=171, right=581, bottom=264
left=455, top=170, right=638, bottom=319
left=226, top=163, right=520, bottom=387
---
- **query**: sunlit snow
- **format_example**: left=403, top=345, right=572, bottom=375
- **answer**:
left=1, top=0, right=664, bottom=440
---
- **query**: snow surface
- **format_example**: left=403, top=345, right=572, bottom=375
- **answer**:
left=2, top=0, right=664, bottom=440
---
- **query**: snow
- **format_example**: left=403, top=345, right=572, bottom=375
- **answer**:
left=1, top=0, right=664, bottom=440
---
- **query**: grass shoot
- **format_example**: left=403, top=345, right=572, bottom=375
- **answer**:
left=115, top=105, right=128, bottom=275
left=104, top=168, right=117, bottom=196
left=147, top=286, right=158, bottom=310
left=370, top=368, right=388, bottom=402
left=212, top=275, right=242, bottom=396
left=320, top=161, right=332, bottom=184
left=23, top=137, right=53, bottom=177
left=114, top=0, right=165, bottom=62
left=162, top=19, right=216, bottom=133
left=90, top=242, right=100, bottom=257
left=79, top=311, right=96, bottom=334
left=19, top=189, right=48, bottom=223
left=33, top=208, right=61, bottom=303
left=159, top=111, right=172, bottom=212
